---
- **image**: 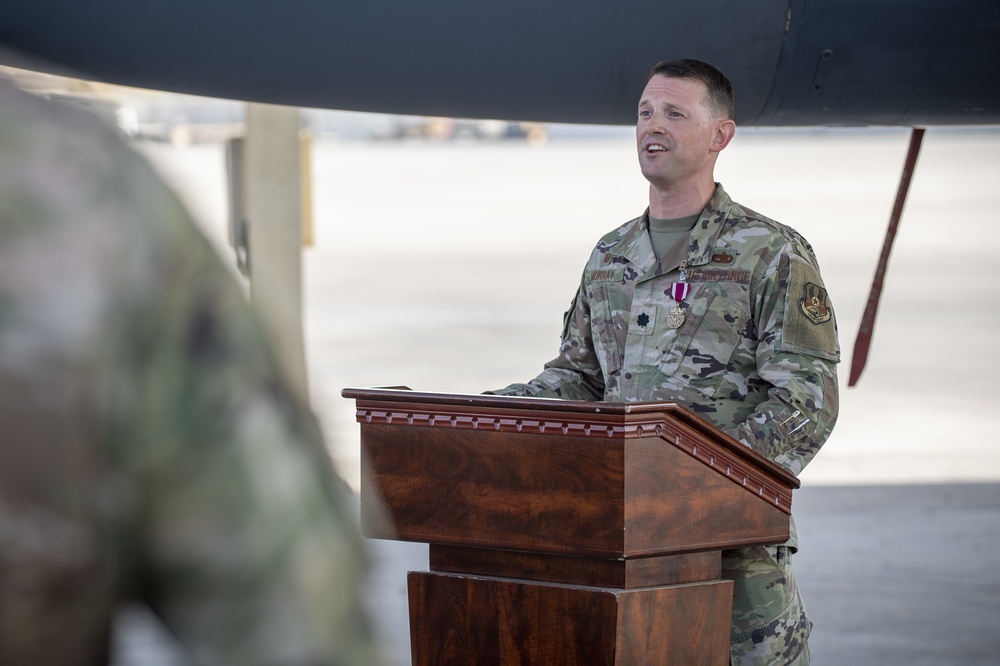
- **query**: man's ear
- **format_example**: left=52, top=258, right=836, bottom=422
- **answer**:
left=711, top=119, right=736, bottom=153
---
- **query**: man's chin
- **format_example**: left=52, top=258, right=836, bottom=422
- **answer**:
left=638, top=166, right=671, bottom=188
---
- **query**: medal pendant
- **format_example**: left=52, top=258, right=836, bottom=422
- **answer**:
left=667, top=278, right=689, bottom=329
left=665, top=304, right=685, bottom=329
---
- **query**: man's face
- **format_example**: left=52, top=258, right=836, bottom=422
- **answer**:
left=636, top=75, right=725, bottom=190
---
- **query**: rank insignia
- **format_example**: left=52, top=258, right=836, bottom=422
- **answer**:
left=799, top=282, right=832, bottom=324
left=631, top=306, right=656, bottom=334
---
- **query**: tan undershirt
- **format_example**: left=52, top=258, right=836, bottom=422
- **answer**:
left=648, top=212, right=699, bottom=272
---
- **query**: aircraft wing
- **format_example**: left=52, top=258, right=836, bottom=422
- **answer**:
left=1, top=0, right=998, bottom=126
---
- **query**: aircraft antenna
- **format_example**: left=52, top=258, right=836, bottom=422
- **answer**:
left=848, top=127, right=925, bottom=387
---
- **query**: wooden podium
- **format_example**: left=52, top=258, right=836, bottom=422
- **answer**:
left=342, top=388, right=799, bottom=665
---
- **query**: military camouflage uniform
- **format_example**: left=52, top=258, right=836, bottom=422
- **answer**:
left=491, top=185, right=839, bottom=665
left=0, top=80, right=380, bottom=665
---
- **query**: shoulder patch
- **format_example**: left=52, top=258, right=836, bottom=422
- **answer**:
left=799, top=282, right=832, bottom=324
left=781, top=255, right=840, bottom=360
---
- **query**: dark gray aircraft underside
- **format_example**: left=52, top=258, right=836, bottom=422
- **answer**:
left=1, top=0, right=998, bottom=127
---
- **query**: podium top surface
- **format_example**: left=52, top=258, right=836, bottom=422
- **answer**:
left=342, top=387, right=799, bottom=491
left=344, top=387, right=800, bottom=553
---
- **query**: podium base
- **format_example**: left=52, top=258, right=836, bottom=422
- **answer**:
left=408, top=570, right=733, bottom=665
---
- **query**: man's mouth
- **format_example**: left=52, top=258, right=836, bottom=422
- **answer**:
left=645, top=143, right=667, bottom=153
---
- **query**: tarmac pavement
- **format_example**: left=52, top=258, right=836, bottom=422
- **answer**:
left=113, top=483, right=1000, bottom=665
left=794, top=483, right=1000, bottom=665
left=361, top=483, right=1000, bottom=665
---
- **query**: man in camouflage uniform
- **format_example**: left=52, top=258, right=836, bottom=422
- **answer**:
left=0, top=77, right=381, bottom=664
left=489, top=59, right=839, bottom=664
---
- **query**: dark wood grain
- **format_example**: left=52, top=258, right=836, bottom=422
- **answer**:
left=408, top=571, right=732, bottom=665
left=359, top=414, right=790, bottom=556
left=343, top=388, right=798, bottom=665
left=429, top=545, right=721, bottom=589
left=361, top=424, right=627, bottom=555
left=615, top=580, right=733, bottom=665
left=623, top=433, right=790, bottom=555
left=346, top=388, right=797, bottom=516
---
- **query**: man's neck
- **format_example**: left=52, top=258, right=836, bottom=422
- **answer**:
left=647, top=178, right=717, bottom=219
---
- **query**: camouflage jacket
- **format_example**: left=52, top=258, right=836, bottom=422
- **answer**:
left=492, top=185, right=840, bottom=477
left=0, top=80, right=380, bottom=664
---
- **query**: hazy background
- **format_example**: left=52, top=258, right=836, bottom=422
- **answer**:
left=130, top=123, right=1000, bottom=665
left=4, top=63, right=998, bottom=664
left=137, top=123, right=1000, bottom=491
left=7, top=67, right=992, bottom=662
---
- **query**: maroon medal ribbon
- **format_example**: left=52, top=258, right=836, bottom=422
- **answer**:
left=666, top=275, right=689, bottom=329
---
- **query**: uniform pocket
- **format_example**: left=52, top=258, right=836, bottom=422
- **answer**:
left=724, top=545, right=811, bottom=666
left=658, top=287, right=750, bottom=399
left=587, top=282, right=623, bottom=377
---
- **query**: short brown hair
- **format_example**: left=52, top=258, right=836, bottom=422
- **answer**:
left=647, top=59, right=735, bottom=120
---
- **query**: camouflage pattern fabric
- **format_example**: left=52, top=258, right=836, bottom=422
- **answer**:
left=724, top=546, right=811, bottom=665
left=490, top=184, right=839, bottom=665
left=0, top=79, right=381, bottom=665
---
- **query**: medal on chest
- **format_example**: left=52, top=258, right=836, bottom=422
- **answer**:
left=666, top=262, right=689, bottom=329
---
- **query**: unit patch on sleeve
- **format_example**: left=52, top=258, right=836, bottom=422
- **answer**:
left=781, top=255, right=839, bottom=360
left=799, top=282, right=832, bottom=324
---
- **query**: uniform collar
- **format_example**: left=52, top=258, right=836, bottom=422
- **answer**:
left=614, top=213, right=657, bottom=277
left=617, top=183, right=735, bottom=277
left=687, top=183, right=734, bottom=268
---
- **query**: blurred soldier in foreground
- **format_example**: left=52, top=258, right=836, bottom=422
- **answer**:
left=0, top=77, right=381, bottom=665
